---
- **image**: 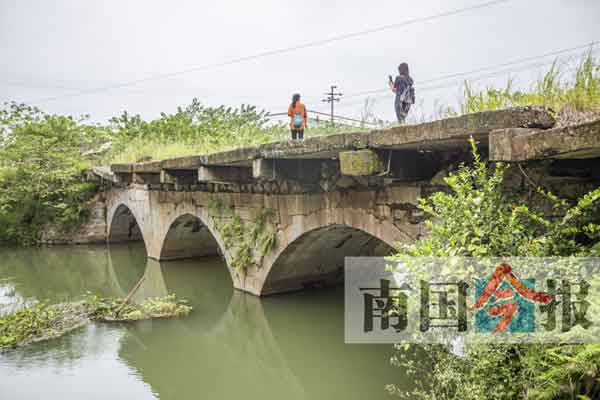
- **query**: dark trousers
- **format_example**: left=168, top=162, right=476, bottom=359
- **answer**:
left=291, top=129, right=304, bottom=140
left=394, top=96, right=409, bottom=123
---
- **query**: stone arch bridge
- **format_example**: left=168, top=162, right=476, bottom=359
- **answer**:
left=91, top=108, right=600, bottom=295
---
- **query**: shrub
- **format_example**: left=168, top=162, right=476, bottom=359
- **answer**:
left=389, top=139, right=600, bottom=400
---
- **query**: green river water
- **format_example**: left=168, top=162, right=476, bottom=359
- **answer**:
left=0, top=244, right=411, bottom=399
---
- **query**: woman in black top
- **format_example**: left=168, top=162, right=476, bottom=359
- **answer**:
left=389, top=62, right=415, bottom=123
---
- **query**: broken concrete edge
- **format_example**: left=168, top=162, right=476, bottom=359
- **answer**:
left=89, top=166, right=119, bottom=183
left=105, top=106, right=556, bottom=173
left=368, top=106, right=555, bottom=148
left=489, top=118, right=600, bottom=162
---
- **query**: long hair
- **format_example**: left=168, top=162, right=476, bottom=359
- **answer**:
left=398, top=63, right=409, bottom=77
left=291, top=93, right=301, bottom=108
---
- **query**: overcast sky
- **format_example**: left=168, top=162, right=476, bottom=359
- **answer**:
left=1, top=0, right=599, bottom=124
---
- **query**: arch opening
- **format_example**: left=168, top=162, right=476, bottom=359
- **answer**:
left=261, top=224, right=394, bottom=295
left=108, top=204, right=144, bottom=245
left=159, top=213, right=222, bottom=261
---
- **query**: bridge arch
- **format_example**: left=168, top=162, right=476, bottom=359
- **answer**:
left=107, top=203, right=147, bottom=250
left=158, top=213, right=223, bottom=261
left=153, top=208, right=244, bottom=287
left=257, top=208, right=410, bottom=295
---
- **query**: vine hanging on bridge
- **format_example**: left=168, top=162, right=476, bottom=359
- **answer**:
left=208, top=200, right=278, bottom=272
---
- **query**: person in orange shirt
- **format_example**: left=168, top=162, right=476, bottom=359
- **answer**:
left=287, top=93, right=307, bottom=140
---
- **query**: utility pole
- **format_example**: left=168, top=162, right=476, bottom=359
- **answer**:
left=322, top=85, right=343, bottom=124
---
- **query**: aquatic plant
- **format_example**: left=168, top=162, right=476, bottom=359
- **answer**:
left=0, top=294, right=192, bottom=351
left=83, top=293, right=192, bottom=321
left=0, top=302, right=87, bottom=351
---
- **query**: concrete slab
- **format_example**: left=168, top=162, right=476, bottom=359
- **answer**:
left=110, top=107, right=555, bottom=174
left=369, top=106, right=555, bottom=150
left=160, top=155, right=205, bottom=170
left=260, top=134, right=349, bottom=160
left=489, top=118, right=600, bottom=161
left=132, top=161, right=162, bottom=174
left=111, top=164, right=133, bottom=173
left=198, top=165, right=252, bottom=183
left=203, top=146, right=260, bottom=166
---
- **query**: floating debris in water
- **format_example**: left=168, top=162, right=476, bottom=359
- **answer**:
left=0, top=294, right=192, bottom=352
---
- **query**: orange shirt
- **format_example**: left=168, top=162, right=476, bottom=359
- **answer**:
left=287, top=102, right=307, bottom=129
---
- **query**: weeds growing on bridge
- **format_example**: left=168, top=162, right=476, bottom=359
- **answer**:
left=105, top=99, right=355, bottom=164
left=208, top=200, right=278, bottom=272
left=459, top=51, right=600, bottom=125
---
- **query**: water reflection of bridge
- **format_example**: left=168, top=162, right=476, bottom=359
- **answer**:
left=0, top=245, right=405, bottom=399
left=107, top=250, right=307, bottom=399
left=107, top=247, right=403, bottom=399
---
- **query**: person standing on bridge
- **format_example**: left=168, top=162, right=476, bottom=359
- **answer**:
left=288, top=93, right=307, bottom=140
left=388, top=62, right=415, bottom=124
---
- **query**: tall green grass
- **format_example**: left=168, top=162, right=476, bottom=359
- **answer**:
left=106, top=115, right=358, bottom=164
left=460, top=51, right=600, bottom=116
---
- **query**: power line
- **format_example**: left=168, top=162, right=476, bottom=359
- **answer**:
left=342, top=40, right=599, bottom=101
left=25, top=0, right=510, bottom=105
left=0, top=79, right=76, bottom=92
left=266, top=110, right=378, bottom=126
left=322, top=85, right=343, bottom=123
left=311, top=41, right=598, bottom=112
left=309, top=109, right=377, bottom=126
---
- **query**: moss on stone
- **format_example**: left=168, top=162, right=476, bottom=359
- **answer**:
left=339, top=150, right=381, bottom=176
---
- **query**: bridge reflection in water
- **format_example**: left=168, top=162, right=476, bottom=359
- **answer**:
left=0, top=244, right=413, bottom=400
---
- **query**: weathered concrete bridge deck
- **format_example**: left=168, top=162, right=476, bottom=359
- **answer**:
left=95, top=107, right=600, bottom=295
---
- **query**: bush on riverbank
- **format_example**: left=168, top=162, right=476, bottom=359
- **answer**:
left=0, top=103, right=105, bottom=244
left=0, top=295, right=192, bottom=352
left=0, top=100, right=352, bottom=245
left=388, top=140, right=600, bottom=400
